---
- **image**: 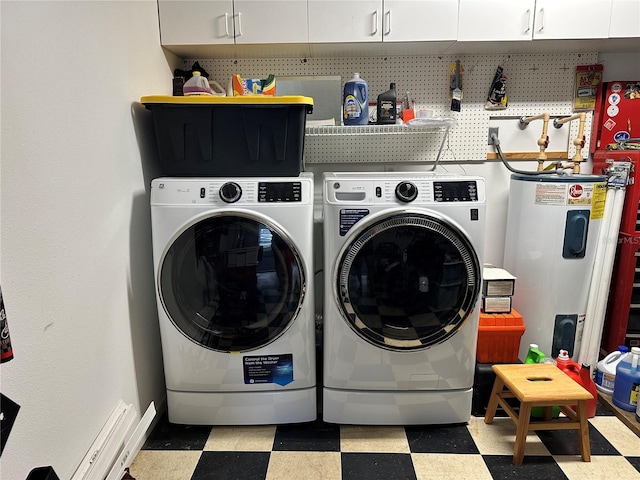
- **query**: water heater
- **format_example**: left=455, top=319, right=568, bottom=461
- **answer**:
left=503, top=174, right=607, bottom=361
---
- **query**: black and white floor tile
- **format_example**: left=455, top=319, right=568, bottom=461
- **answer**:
left=130, top=404, right=640, bottom=480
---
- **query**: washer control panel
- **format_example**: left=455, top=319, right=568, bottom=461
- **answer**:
left=325, top=174, right=484, bottom=205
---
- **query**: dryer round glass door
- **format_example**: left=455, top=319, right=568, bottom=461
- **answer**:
left=159, top=213, right=306, bottom=352
left=335, top=213, right=480, bottom=351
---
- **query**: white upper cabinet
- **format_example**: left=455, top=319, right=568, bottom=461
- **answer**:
left=609, top=0, right=640, bottom=38
left=157, top=0, right=637, bottom=55
left=458, top=0, right=536, bottom=41
left=458, top=0, right=613, bottom=42
left=308, top=1, right=382, bottom=43
left=384, top=1, right=458, bottom=42
left=159, top=0, right=235, bottom=45
left=234, top=1, right=308, bottom=44
left=532, top=0, right=612, bottom=40
left=158, top=0, right=307, bottom=46
left=308, top=0, right=458, bottom=43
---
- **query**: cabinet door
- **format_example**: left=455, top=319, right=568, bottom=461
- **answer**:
left=309, top=0, right=383, bottom=43
left=457, top=0, right=535, bottom=41
left=609, top=0, right=640, bottom=38
left=158, top=0, right=235, bottom=45
left=532, top=0, right=612, bottom=39
left=234, top=1, right=308, bottom=44
left=383, top=0, right=458, bottom=42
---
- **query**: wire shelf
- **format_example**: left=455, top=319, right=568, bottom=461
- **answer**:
left=305, top=117, right=455, bottom=137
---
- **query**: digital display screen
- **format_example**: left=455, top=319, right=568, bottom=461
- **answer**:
left=258, top=182, right=302, bottom=202
left=433, top=181, right=478, bottom=202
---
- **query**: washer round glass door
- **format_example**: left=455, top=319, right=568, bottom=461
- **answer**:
left=336, top=212, right=480, bottom=351
left=159, top=213, right=305, bottom=352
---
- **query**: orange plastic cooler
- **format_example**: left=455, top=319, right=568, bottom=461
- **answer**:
left=477, top=310, right=525, bottom=363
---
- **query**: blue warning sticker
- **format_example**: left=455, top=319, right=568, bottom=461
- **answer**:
left=243, top=354, right=293, bottom=386
left=340, top=209, right=369, bottom=236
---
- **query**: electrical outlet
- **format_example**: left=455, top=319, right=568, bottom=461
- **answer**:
left=488, top=127, right=499, bottom=145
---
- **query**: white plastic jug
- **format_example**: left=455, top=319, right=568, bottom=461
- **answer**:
left=612, top=346, right=640, bottom=412
left=595, top=346, right=629, bottom=394
left=183, top=71, right=213, bottom=96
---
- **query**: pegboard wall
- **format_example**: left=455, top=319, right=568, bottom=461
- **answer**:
left=187, top=52, right=599, bottom=165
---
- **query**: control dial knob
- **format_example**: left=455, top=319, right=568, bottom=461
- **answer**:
left=219, top=182, right=242, bottom=203
left=395, top=181, right=418, bottom=203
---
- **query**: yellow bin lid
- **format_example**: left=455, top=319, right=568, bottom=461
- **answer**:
left=141, top=94, right=314, bottom=107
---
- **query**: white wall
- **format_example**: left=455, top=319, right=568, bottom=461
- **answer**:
left=0, top=1, right=173, bottom=478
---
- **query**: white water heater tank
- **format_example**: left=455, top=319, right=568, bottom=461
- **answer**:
left=503, top=174, right=607, bottom=361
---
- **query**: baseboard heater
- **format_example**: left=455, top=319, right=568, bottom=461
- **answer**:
left=71, top=400, right=156, bottom=480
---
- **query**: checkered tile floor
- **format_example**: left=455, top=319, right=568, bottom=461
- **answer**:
left=129, top=403, right=640, bottom=480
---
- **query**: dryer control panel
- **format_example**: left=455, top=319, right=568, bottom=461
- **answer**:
left=433, top=180, right=478, bottom=202
left=324, top=173, right=485, bottom=205
left=258, top=181, right=302, bottom=202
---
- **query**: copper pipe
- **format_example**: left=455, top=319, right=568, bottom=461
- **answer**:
left=519, top=113, right=550, bottom=171
left=554, top=113, right=587, bottom=173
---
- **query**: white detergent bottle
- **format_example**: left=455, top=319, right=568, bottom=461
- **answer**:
left=612, top=346, right=640, bottom=412
left=595, top=345, right=629, bottom=394
left=183, top=71, right=212, bottom=96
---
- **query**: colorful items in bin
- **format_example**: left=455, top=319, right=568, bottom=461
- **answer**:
left=595, top=346, right=629, bottom=394
left=231, top=74, right=275, bottom=96
left=612, top=346, right=640, bottom=412
left=476, top=310, right=525, bottom=363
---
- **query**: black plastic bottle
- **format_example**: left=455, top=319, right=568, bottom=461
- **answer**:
left=377, top=83, right=397, bottom=125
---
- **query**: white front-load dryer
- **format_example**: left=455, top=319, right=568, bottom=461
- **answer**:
left=322, top=172, right=485, bottom=425
left=151, top=173, right=315, bottom=425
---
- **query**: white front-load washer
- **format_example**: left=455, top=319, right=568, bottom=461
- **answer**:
left=151, top=173, right=316, bottom=425
left=322, top=172, right=485, bottom=425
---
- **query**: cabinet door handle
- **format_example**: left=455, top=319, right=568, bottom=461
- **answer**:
left=537, top=8, right=545, bottom=32
left=524, top=8, right=531, bottom=33
left=236, top=11, right=243, bottom=36
left=384, top=10, right=391, bottom=36
left=372, top=10, right=378, bottom=35
left=224, top=12, right=230, bottom=37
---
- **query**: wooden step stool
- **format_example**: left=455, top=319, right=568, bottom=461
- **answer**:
left=484, top=363, right=593, bottom=465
